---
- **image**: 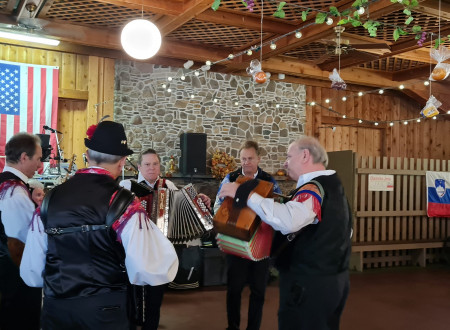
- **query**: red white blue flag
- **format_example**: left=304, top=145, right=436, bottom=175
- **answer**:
left=426, top=171, right=450, bottom=218
left=0, top=60, right=59, bottom=170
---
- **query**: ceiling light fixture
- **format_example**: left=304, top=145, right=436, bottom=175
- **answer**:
left=0, top=30, right=60, bottom=46
left=121, top=19, right=161, bottom=60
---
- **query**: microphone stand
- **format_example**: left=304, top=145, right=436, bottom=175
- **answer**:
left=51, top=131, right=64, bottom=176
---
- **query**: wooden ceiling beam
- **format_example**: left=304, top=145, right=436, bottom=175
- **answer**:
left=196, top=8, right=294, bottom=34
left=156, top=0, right=214, bottom=36
left=222, top=0, right=401, bottom=70
left=392, top=65, right=432, bottom=81
left=414, top=0, right=450, bottom=20
left=258, top=56, right=396, bottom=88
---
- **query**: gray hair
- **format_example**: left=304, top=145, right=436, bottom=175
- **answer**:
left=293, top=136, right=328, bottom=167
left=28, top=179, right=44, bottom=190
left=87, top=149, right=123, bottom=164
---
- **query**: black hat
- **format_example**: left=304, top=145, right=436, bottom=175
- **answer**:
left=84, top=121, right=133, bottom=156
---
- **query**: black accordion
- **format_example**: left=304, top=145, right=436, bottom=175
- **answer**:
left=133, top=181, right=213, bottom=244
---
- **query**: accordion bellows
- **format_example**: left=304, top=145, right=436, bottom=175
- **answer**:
left=153, top=184, right=213, bottom=244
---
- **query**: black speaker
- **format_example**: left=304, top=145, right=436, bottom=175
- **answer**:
left=36, top=134, right=52, bottom=162
left=180, top=133, right=206, bottom=175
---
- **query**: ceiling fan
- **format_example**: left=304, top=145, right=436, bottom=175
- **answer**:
left=0, top=1, right=80, bottom=43
left=314, top=26, right=391, bottom=70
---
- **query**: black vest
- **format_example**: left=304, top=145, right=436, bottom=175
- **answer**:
left=279, top=173, right=352, bottom=275
left=228, top=167, right=274, bottom=183
left=43, top=173, right=127, bottom=298
left=0, top=171, right=29, bottom=258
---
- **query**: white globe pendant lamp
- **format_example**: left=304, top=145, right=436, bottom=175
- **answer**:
left=121, top=19, right=161, bottom=60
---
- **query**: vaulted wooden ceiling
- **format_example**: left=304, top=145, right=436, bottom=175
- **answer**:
left=1, top=0, right=450, bottom=112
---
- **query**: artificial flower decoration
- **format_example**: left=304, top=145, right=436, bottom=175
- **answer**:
left=86, top=124, right=97, bottom=139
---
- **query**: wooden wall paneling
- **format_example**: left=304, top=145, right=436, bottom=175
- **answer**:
left=373, top=95, right=382, bottom=156
left=422, top=158, right=429, bottom=240
left=380, top=157, right=388, bottom=267
left=349, top=93, right=358, bottom=151
left=395, top=158, right=402, bottom=243
left=342, top=91, right=352, bottom=151
left=388, top=157, right=395, bottom=243
left=359, top=156, right=367, bottom=244
left=87, top=57, right=100, bottom=129
left=312, top=87, right=322, bottom=141
left=408, top=158, right=415, bottom=240
left=72, top=102, right=88, bottom=170
left=374, top=157, right=381, bottom=242
left=428, top=159, right=435, bottom=239
left=76, top=55, right=89, bottom=91
left=401, top=158, right=408, bottom=241
left=61, top=53, right=76, bottom=90
left=359, top=97, right=369, bottom=155
left=30, top=48, right=46, bottom=65
left=57, top=100, right=75, bottom=158
left=103, top=58, right=116, bottom=120
left=323, top=88, right=334, bottom=151
left=305, top=86, right=313, bottom=136
left=434, top=160, right=441, bottom=239
left=415, top=159, right=422, bottom=240
left=367, top=156, right=374, bottom=243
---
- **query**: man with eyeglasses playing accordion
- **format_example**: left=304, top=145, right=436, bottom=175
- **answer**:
left=218, top=136, right=352, bottom=330
left=120, top=148, right=211, bottom=330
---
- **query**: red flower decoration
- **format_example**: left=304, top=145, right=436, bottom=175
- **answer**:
left=86, top=124, right=97, bottom=139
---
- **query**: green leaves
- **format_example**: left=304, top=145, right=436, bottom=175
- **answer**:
left=301, top=10, right=309, bottom=22
left=393, top=27, right=408, bottom=41
left=315, top=12, right=327, bottom=24
left=211, top=0, right=221, bottom=11
left=273, top=2, right=287, bottom=18
left=412, top=25, right=421, bottom=33
left=329, top=6, right=340, bottom=17
left=405, top=16, right=414, bottom=25
left=364, top=20, right=380, bottom=37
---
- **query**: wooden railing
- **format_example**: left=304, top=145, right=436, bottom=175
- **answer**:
left=350, top=156, right=450, bottom=271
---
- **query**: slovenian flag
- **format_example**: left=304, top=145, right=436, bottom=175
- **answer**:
left=426, top=171, right=450, bottom=218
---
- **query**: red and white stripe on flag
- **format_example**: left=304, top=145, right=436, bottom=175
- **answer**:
left=0, top=60, right=59, bottom=171
left=426, top=171, right=450, bottom=218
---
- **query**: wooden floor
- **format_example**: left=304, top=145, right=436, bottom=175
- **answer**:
left=159, top=266, right=450, bottom=330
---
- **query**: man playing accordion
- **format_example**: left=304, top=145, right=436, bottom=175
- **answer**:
left=120, top=148, right=211, bottom=330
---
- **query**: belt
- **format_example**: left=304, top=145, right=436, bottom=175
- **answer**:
left=45, top=224, right=109, bottom=235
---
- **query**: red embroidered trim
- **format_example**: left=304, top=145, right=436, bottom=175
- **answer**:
left=76, top=167, right=114, bottom=178
left=0, top=179, right=30, bottom=199
left=112, top=198, right=149, bottom=242
left=293, top=192, right=323, bottom=222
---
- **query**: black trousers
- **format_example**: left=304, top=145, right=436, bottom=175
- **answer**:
left=0, top=255, right=42, bottom=330
left=128, top=284, right=166, bottom=330
left=278, top=270, right=350, bottom=330
left=226, top=255, right=270, bottom=330
left=41, top=290, right=128, bottom=330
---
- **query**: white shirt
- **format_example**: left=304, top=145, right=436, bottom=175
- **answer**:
left=0, top=166, right=35, bottom=243
left=247, top=170, right=335, bottom=235
left=20, top=170, right=179, bottom=287
left=120, top=174, right=178, bottom=191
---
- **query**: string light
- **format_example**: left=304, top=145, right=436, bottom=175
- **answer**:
left=190, top=94, right=195, bottom=98
left=357, top=6, right=365, bottom=15
left=358, top=92, right=363, bottom=96
left=342, top=96, right=347, bottom=101
left=433, top=116, right=437, bottom=120
left=168, top=77, right=172, bottom=81
left=358, top=119, right=363, bottom=124
left=295, top=31, right=302, bottom=38
left=228, top=54, right=234, bottom=59
left=403, top=121, right=408, bottom=125
left=167, top=88, right=172, bottom=93
left=270, top=42, right=277, bottom=50
left=399, top=84, right=404, bottom=89
left=247, top=50, right=253, bottom=56
left=424, top=81, right=430, bottom=86
left=417, top=118, right=421, bottom=122
left=180, top=75, right=186, bottom=80
left=194, top=71, right=200, bottom=76
left=379, top=90, right=384, bottom=94
left=206, top=60, right=212, bottom=66
left=325, top=99, right=330, bottom=103
left=234, top=101, right=239, bottom=106
left=326, top=17, right=334, bottom=25
left=374, top=122, right=379, bottom=126
left=390, top=122, right=394, bottom=126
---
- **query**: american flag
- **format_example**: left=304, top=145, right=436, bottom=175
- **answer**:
left=0, top=60, right=59, bottom=170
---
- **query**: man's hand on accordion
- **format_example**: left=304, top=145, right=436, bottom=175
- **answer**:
left=198, top=193, right=211, bottom=209
left=218, top=182, right=239, bottom=199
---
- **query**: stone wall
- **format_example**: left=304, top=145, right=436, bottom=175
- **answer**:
left=114, top=60, right=306, bottom=175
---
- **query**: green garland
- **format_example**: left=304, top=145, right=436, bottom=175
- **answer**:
left=212, top=0, right=449, bottom=48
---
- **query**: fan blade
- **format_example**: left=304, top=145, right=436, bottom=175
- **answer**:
left=317, top=50, right=379, bottom=71
left=351, top=43, right=391, bottom=50
left=312, top=53, right=331, bottom=64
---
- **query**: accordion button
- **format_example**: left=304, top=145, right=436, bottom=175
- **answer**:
left=235, top=198, right=239, bottom=202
